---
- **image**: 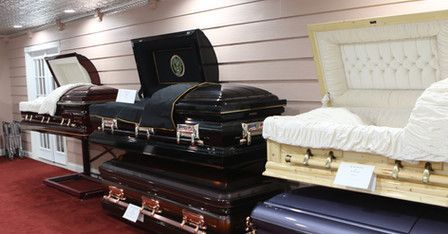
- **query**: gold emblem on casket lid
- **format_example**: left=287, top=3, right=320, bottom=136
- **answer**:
left=170, top=54, right=185, bottom=78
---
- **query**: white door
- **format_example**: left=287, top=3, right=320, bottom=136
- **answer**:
left=25, top=43, right=67, bottom=165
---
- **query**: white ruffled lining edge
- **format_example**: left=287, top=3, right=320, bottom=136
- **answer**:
left=263, top=78, right=448, bottom=162
left=19, top=83, right=93, bottom=116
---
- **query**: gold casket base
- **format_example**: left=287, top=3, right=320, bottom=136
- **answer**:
left=264, top=140, right=448, bottom=207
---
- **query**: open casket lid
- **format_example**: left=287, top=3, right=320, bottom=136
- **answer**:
left=45, top=53, right=101, bottom=86
left=131, top=29, right=219, bottom=98
left=308, top=11, right=448, bottom=127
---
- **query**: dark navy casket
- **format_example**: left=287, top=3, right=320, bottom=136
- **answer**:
left=20, top=53, right=118, bottom=137
left=89, top=29, right=286, bottom=168
left=248, top=186, right=448, bottom=234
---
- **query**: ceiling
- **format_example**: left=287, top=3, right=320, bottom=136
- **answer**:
left=0, top=0, right=148, bottom=36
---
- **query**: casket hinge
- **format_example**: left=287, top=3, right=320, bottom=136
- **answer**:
left=325, top=151, right=336, bottom=169
left=245, top=216, right=256, bottom=234
left=106, top=186, right=125, bottom=203
left=422, top=162, right=433, bottom=184
left=240, top=121, right=263, bottom=145
left=176, top=123, right=201, bottom=146
left=392, top=160, right=402, bottom=180
left=181, top=210, right=207, bottom=233
left=141, top=196, right=161, bottom=216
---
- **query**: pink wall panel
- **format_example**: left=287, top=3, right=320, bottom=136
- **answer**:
left=4, top=0, right=445, bottom=169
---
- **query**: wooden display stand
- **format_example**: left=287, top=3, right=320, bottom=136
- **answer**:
left=22, top=126, right=116, bottom=199
left=43, top=138, right=105, bottom=199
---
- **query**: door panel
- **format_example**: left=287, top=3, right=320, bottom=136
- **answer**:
left=53, top=135, right=67, bottom=165
left=25, top=44, right=67, bottom=165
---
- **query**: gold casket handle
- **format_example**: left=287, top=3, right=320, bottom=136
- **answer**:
left=303, top=149, right=312, bottom=165
left=392, top=160, right=402, bottom=180
left=106, top=185, right=125, bottom=203
left=102, top=192, right=205, bottom=234
left=245, top=216, right=256, bottom=234
left=141, top=196, right=161, bottom=216
left=181, top=209, right=207, bottom=233
left=422, top=162, right=433, bottom=183
left=285, top=149, right=313, bottom=166
left=325, top=151, right=335, bottom=169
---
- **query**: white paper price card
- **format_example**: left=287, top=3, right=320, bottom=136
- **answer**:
left=122, top=203, right=142, bottom=223
left=334, top=162, right=376, bottom=191
left=116, top=89, right=137, bottom=104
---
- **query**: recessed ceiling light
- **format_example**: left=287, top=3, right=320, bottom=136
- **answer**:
left=13, top=25, right=23, bottom=29
left=64, top=9, right=76, bottom=13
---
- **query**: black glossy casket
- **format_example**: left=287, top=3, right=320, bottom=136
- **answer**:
left=89, top=29, right=286, bottom=151
left=248, top=186, right=448, bottom=234
left=20, top=53, right=118, bottom=137
left=100, top=156, right=286, bottom=233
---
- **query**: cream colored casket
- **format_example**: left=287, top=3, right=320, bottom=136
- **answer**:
left=263, top=10, right=448, bottom=207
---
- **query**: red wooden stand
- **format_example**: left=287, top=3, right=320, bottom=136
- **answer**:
left=43, top=139, right=105, bottom=199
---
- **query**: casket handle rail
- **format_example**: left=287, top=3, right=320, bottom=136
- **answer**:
left=101, top=118, right=118, bottom=133
left=279, top=151, right=445, bottom=186
left=176, top=123, right=203, bottom=146
left=141, top=196, right=161, bottom=216
left=136, top=126, right=154, bottom=140
left=103, top=187, right=206, bottom=234
left=181, top=209, right=207, bottom=233
left=240, top=121, right=264, bottom=146
left=25, top=114, right=33, bottom=121
left=106, top=185, right=125, bottom=203
left=40, top=116, right=51, bottom=124
left=245, top=216, right=256, bottom=234
left=284, top=150, right=336, bottom=169
left=285, top=149, right=313, bottom=165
